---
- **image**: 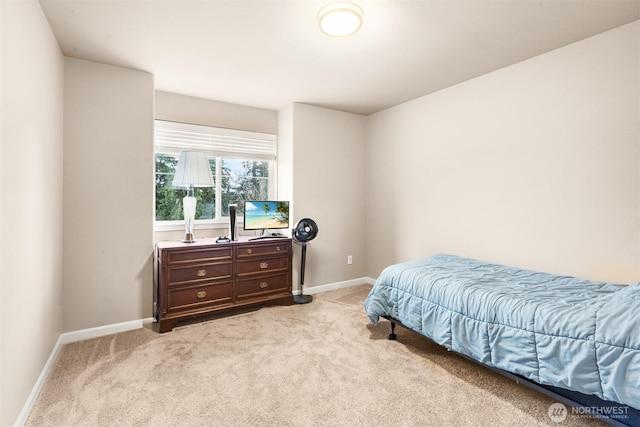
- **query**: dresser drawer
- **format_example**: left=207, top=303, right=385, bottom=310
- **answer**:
left=167, top=247, right=232, bottom=264
left=236, top=256, right=289, bottom=276
left=236, top=273, right=289, bottom=300
left=167, top=262, right=232, bottom=285
left=168, top=282, right=232, bottom=311
left=236, top=242, right=290, bottom=258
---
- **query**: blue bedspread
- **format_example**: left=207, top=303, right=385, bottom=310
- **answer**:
left=365, top=254, right=640, bottom=409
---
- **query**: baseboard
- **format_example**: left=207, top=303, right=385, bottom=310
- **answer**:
left=13, top=334, right=64, bottom=427
left=14, top=317, right=155, bottom=427
left=294, top=276, right=375, bottom=295
left=58, top=318, right=154, bottom=345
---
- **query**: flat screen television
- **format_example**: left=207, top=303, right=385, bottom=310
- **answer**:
left=243, top=200, right=290, bottom=239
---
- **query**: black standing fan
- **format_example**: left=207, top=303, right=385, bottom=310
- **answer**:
left=292, top=218, right=318, bottom=304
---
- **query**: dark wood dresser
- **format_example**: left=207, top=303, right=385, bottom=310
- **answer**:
left=154, top=237, right=293, bottom=332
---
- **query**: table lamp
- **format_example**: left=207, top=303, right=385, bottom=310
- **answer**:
left=173, top=151, right=214, bottom=243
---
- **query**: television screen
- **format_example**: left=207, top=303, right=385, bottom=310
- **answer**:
left=243, top=201, right=290, bottom=231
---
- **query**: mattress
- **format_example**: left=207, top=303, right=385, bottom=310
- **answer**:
left=364, top=254, right=640, bottom=410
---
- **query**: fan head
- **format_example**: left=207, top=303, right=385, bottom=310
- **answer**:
left=292, top=218, right=318, bottom=242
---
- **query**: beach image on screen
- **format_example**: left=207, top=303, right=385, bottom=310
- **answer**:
left=244, top=201, right=289, bottom=230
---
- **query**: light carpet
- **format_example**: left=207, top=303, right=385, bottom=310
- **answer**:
left=26, top=285, right=604, bottom=426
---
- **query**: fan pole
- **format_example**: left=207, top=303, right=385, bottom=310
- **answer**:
left=294, top=242, right=313, bottom=304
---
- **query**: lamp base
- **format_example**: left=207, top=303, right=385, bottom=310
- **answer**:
left=181, top=192, right=198, bottom=243
left=293, top=294, right=313, bottom=304
left=182, top=233, right=196, bottom=243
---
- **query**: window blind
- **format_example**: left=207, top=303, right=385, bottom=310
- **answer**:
left=154, top=120, right=277, bottom=161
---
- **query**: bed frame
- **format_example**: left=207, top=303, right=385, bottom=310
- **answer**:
left=383, top=316, right=640, bottom=427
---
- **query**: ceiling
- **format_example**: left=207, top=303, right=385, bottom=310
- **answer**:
left=39, top=0, right=640, bottom=116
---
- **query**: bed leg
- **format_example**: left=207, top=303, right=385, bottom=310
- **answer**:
left=389, top=321, right=397, bottom=340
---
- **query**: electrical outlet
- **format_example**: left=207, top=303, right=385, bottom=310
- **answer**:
left=347, top=255, right=353, bottom=265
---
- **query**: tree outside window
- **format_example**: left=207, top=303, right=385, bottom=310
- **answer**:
left=155, top=153, right=271, bottom=221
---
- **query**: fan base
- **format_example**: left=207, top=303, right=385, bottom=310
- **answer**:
left=293, top=294, right=313, bottom=304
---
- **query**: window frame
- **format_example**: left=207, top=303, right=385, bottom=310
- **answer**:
left=154, top=120, right=277, bottom=232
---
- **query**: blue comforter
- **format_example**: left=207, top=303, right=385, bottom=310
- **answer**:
left=365, top=254, right=640, bottom=409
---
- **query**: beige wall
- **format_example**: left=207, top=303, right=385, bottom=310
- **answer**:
left=63, top=58, right=155, bottom=331
left=155, top=90, right=277, bottom=134
left=289, top=103, right=367, bottom=289
left=366, top=21, right=640, bottom=284
left=277, top=104, right=294, bottom=206
left=0, top=1, right=64, bottom=425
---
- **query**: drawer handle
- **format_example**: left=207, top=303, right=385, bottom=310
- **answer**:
left=259, top=281, right=268, bottom=289
left=260, top=262, right=268, bottom=269
left=247, top=249, right=252, bottom=254
left=197, top=291, right=207, bottom=299
left=276, top=246, right=281, bottom=252
left=196, top=269, right=207, bottom=277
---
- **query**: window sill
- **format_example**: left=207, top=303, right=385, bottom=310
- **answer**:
left=154, top=220, right=233, bottom=232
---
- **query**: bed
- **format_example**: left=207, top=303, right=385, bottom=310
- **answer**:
left=365, top=254, right=640, bottom=426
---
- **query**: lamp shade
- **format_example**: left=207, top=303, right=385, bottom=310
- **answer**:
left=173, top=151, right=214, bottom=187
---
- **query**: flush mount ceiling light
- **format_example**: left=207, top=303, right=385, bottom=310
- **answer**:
left=318, top=2, right=363, bottom=37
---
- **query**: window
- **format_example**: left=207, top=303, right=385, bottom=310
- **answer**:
left=154, top=120, right=277, bottom=228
